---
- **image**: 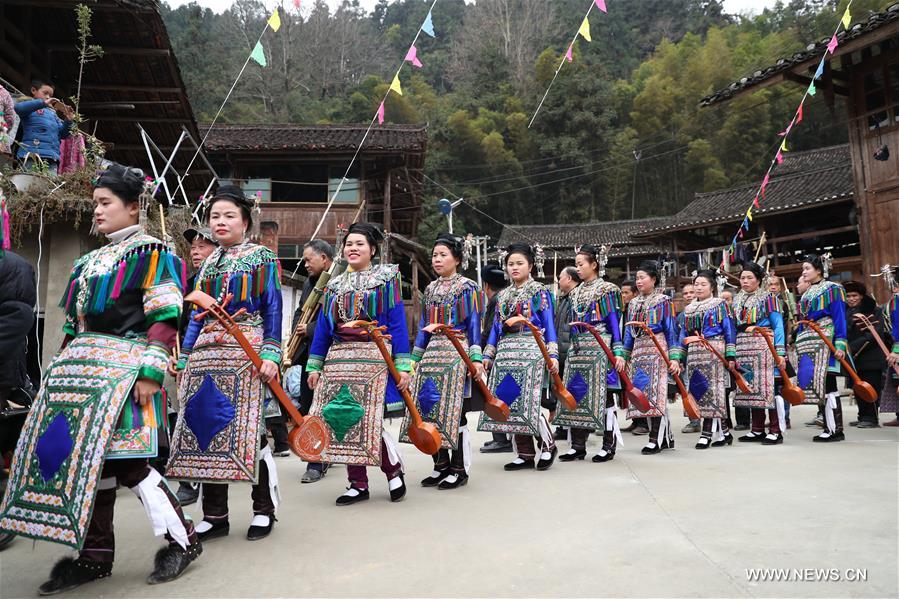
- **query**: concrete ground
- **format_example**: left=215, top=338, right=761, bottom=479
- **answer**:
left=1, top=403, right=896, bottom=599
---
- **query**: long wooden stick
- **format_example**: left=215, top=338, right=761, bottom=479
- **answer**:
left=852, top=314, right=899, bottom=377
left=799, top=319, right=878, bottom=403
left=570, top=321, right=649, bottom=412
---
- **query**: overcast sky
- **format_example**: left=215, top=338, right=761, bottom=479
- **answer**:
left=164, top=0, right=781, bottom=16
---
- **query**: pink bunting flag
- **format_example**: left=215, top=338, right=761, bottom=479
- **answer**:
left=827, top=34, right=838, bottom=54
left=796, top=102, right=804, bottom=124
left=753, top=196, right=760, bottom=209
left=565, top=43, right=573, bottom=63
left=595, top=0, right=607, bottom=12
left=760, top=171, right=770, bottom=198
left=775, top=149, right=784, bottom=165
left=404, top=45, right=423, bottom=68
left=376, top=101, right=385, bottom=125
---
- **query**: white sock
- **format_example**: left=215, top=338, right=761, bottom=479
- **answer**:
left=428, top=469, right=443, bottom=478
left=250, top=514, right=270, bottom=528
left=342, top=487, right=361, bottom=497
left=196, top=520, right=214, bottom=533
left=442, top=474, right=459, bottom=484
left=563, top=448, right=577, bottom=456
left=765, top=433, right=779, bottom=440
left=697, top=437, right=710, bottom=445
left=388, top=477, right=404, bottom=491
left=511, top=457, right=526, bottom=465
left=643, top=442, right=657, bottom=449
left=596, top=449, right=609, bottom=457
left=539, top=451, right=552, bottom=460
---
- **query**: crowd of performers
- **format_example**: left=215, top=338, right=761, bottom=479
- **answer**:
left=0, top=163, right=897, bottom=594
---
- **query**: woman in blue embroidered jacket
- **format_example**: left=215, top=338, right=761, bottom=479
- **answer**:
left=796, top=254, right=849, bottom=443
left=483, top=242, right=559, bottom=472
left=557, top=244, right=626, bottom=463
left=733, top=261, right=788, bottom=445
left=880, top=266, right=899, bottom=426
left=673, top=270, right=738, bottom=449
left=0, top=164, right=200, bottom=593
left=621, top=261, right=681, bottom=455
left=412, top=234, right=484, bottom=490
left=307, top=222, right=412, bottom=506
left=170, top=185, right=283, bottom=542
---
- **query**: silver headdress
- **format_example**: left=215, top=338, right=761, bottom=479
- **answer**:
left=535, top=243, right=546, bottom=278
left=249, top=191, right=263, bottom=241
left=821, top=252, right=833, bottom=279
left=462, top=233, right=474, bottom=271
left=871, top=264, right=898, bottom=291
left=138, top=176, right=154, bottom=230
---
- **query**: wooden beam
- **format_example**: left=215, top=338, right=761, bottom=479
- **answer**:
left=81, top=84, right=182, bottom=94
left=48, top=45, right=171, bottom=57
left=90, top=116, right=194, bottom=123
left=783, top=71, right=848, bottom=96
left=763, top=224, right=857, bottom=245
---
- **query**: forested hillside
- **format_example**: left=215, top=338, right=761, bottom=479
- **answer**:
left=162, top=0, right=891, bottom=243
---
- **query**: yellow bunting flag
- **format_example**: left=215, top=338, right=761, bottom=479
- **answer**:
left=780, top=139, right=788, bottom=152
left=578, top=16, right=591, bottom=42
left=841, top=6, right=851, bottom=29
left=390, top=73, right=403, bottom=96
left=268, top=9, right=281, bottom=32
left=746, top=208, right=753, bottom=222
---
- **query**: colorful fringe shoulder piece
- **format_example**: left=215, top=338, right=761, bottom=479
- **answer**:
left=799, top=280, right=846, bottom=317
left=626, top=291, right=671, bottom=326
left=422, top=274, right=484, bottom=326
left=570, top=279, right=622, bottom=321
left=60, top=232, right=186, bottom=318
left=322, top=263, right=402, bottom=325
left=733, top=289, right=781, bottom=325
left=194, top=243, right=281, bottom=303
left=683, top=296, right=731, bottom=333
left=497, top=279, right=552, bottom=321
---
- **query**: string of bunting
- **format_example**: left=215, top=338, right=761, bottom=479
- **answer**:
left=528, top=0, right=608, bottom=128
left=304, top=0, right=439, bottom=248
left=721, top=0, right=854, bottom=269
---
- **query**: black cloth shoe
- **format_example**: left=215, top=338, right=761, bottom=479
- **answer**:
left=420, top=469, right=449, bottom=487
left=247, top=515, right=276, bottom=541
left=480, top=440, right=513, bottom=453
left=38, top=558, right=112, bottom=596
left=738, top=432, right=765, bottom=442
left=641, top=442, right=662, bottom=455
left=695, top=438, right=711, bottom=450
left=558, top=448, right=587, bottom=462
left=176, top=482, right=199, bottom=506
left=389, top=475, right=407, bottom=502
left=196, top=520, right=229, bottom=542
left=336, top=487, right=370, bottom=506
left=536, top=446, right=558, bottom=471
left=711, top=433, right=733, bottom=447
left=437, top=473, right=468, bottom=490
left=813, top=431, right=845, bottom=443
left=504, top=458, right=535, bottom=471
left=592, top=450, right=615, bottom=463
left=761, top=433, right=783, bottom=445
left=147, top=541, right=203, bottom=584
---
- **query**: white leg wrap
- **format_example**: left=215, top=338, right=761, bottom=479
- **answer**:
left=538, top=414, right=554, bottom=450
left=130, top=468, right=189, bottom=550
left=460, top=425, right=472, bottom=474
left=260, top=445, right=280, bottom=512
left=606, top=407, right=623, bottom=447
left=775, top=395, right=786, bottom=433
left=382, top=429, right=405, bottom=473
left=658, top=414, right=668, bottom=446
left=824, top=392, right=838, bottom=433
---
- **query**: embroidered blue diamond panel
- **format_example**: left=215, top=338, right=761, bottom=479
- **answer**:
left=184, top=374, right=236, bottom=451
left=742, top=366, right=755, bottom=385
left=417, top=378, right=441, bottom=418
left=566, top=372, right=589, bottom=405
left=632, top=368, right=651, bottom=392
left=689, top=369, right=709, bottom=402
left=797, top=354, right=815, bottom=389
left=495, top=373, right=522, bottom=407
left=36, top=412, right=74, bottom=482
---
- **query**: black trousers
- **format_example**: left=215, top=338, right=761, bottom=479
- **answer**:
left=856, top=369, right=883, bottom=423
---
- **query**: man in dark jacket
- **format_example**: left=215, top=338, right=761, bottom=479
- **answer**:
left=479, top=261, right=513, bottom=453
left=290, top=240, right=334, bottom=483
left=0, top=249, right=37, bottom=551
left=845, top=281, right=884, bottom=428
left=551, top=267, right=580, bottom=440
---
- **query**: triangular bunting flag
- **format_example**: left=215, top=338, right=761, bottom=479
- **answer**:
left=808, top=81, right=817, bottom=96
left=421, top=10, right=435, bottom=37
left=595, top=0, right=608, bottom=12
left=405, top=45, right=423, bottom=68
left=390, top=73, right=403, bottom=96
left=746, top=208, right=753, bottom=222
left=376, top=101, right=385, bottom=125
left=250, top=41, right=266, bottom=67
left=565, top=43, right=573, bottom=63
left=814, top=60, right=824, bottom=80
left=268, top=8, right=281, bottom=32
left=753, top=196, right=760, bottom=208
left=780, top=139, right=788, bottom=152
left=797, top=102, right=804, bottom=124
left=293, top=0, right=301, bottom=9
left=841, top=6, right=851, bottom=29
left=578, top=16, right=591, bottom=42
left=827, top=34, right=838, bottom=54
left=776, top=150, right=784, bottom=165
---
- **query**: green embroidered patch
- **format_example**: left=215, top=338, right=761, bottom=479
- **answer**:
left=321, top=385, right=365, bottom=442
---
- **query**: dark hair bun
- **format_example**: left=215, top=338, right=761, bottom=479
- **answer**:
left=347, top=222, right=384, bottom=250
left=693, top=268, right=719, bottom=293
left=505, top=242, right=534, bottom=265
left=481, top=260, right=506, bottom=287
left=802, top=254, right=823, bottom=272
left=434, top=233, right=464, bottom=261
left=206, top=184, right=254, bottom=227
left=637, top=260, right=660, bottom=279
left=578, top=244, right=600, bottom=259
left=95, top=162, right=146, bottom=204
left=740, top=260, right=766, bottom=281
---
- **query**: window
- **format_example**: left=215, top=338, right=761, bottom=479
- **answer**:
left=239, top=163, right=360, bottom=203
left=859, top=43, right=899, bottom=132
left=278, top=244, right=301, bottom=259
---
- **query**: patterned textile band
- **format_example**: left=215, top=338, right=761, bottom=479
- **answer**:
left=793, top=317, right=833, bottom=405
left=478, top=332, right=546, bottom=436
left=0, top=334, right=149, bottom=549
left=626, top=333, right=668, bottom=419
left=733, top=333, right=775, bottom=409
left=880, top=379, right=898, bottom=414
left=554, top=331, right=608, bottom=430
left=167, top=321, right=264, bottom=483
left=686, top=337, right=729, bottom=419
left=310, top=341, right=390, bottom=466
left=401, top=334, right=467, bottom=450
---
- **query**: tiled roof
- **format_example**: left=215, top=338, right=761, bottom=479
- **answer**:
left=700, top=3, right=899, bottom=106
left=497, top=218, right=669, bottom=257
left=638, top=144, right=853, bottom=235
left=199, top=123, right=428, bottom=153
